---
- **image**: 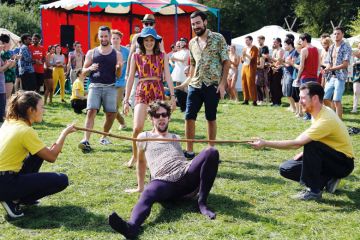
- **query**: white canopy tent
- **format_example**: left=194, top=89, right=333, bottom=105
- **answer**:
left=0, top=28, right=20, bottom=49
left=231, top=25, right=322, bottom=90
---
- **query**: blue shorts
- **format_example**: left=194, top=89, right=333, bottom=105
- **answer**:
left=324, top=77, right=345, bottom=102
left=87, top=84, right=117, bottom=112
left=185, top=84, right=220, bottom=121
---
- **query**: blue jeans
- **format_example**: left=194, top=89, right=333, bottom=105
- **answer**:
left=324, top=77, right=345, bottom=102
left=0, top=155, right=68, bottom=202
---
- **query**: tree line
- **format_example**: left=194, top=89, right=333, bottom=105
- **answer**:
left=0, top=0, right=359, bottom=39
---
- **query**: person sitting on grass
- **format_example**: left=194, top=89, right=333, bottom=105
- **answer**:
left=249, top=82, right=354, bottom=201
left=0, top=91, right=76, bottom=218
left=109, top=100, right=219, bottom=239
left=70, top=69, right=87, bottom=114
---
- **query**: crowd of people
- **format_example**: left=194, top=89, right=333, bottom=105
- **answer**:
left=0, top=10, right=358, bottom=239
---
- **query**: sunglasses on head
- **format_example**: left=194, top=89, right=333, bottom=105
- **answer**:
left=144, top=22, right=154, bottom=27
left=152, top=112, right=169, bottom=119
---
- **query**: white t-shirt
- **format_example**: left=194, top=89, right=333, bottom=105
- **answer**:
left=171, top=49, right=190, bottom=83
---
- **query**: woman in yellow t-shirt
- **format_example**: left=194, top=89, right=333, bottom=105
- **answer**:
left=70, top=69, right=87, bottom=114
left=0, top=91, right=76, bottom=218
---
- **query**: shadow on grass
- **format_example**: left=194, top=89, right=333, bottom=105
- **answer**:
left=35, top=121, right=67, bottom=129
left=146, top=193, right=280, bottom=228
left=9, top=205, right=110, bottom=232
left=221, top=161, right=279, bottom=171
left=218, top=171, right=286, bottom=185
left=318, top=188, right=360, bottom=212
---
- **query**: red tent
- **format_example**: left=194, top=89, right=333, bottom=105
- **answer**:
left=40, top=0, right=219, bottom=52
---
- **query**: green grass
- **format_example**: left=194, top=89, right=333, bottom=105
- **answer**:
left=0, top=90, right=359, bottom=240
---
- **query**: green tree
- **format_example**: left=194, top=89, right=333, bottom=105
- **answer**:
left=349, top=9, right=360, bottom=36
left=199, top=0, right=297, bottom=38
left=0, top=3, right=40, bottom=35
left=294, top=0, right=360, bottom=37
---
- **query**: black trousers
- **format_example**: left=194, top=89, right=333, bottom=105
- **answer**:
left=269, top=69, right=283, bottom=105
left=71, top=99, right=87, bottom=114
left=0, top=155, right=68, bottom=202
left=20, top=72, right=37, bottom=91
left=279, top=141, right=354, bottom=190
left=175, top=89, right=188, bottom=112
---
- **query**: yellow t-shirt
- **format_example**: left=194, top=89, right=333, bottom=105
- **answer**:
left=303, top=106, right=354, bottom=158
left=71, top=78, right=84, bottom=100
left=0, top=120, right=46, bottom=172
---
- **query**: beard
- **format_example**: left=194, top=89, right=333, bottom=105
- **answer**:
left=101, top=40, right=109, bottom=46
left=155, top=122, right=169, bottom=133
left=194, top=26, right=206, bottom=37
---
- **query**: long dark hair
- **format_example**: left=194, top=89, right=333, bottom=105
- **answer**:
left=139, top=37, right=161, bottom=55
left=6, top=91, right=42, bottom=122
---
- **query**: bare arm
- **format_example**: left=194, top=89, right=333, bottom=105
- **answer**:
left=125, top=34, right=138, bottom=76
left=82, top=49, right=97, bottom=75
left=115, top=51, right=123, bottom=78
left=296, top=48, right=307, bottom=80
left=248, top=132, right=312, bottom=150
left=35, top=125, right=77, bottom=163
left=123, top=54, right=137, bottom=115
left=163, top=55, right=176, bottom=110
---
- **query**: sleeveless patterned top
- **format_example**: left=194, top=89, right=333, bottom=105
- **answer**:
left=134, top=52, right=164, bottom=79
left=137, top=131, right=191, bottom=182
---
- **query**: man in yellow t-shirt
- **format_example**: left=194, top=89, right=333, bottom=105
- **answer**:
left=70, top=69, right=87, bottom=114
left=249, top=82, right=354, bottom=201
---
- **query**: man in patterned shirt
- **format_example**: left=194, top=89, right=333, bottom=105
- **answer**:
left=179, top=11, right=230, bottom=159
left=323, top=27, right=352, bottom=119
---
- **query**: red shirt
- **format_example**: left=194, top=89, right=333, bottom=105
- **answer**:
left=300, top=46, right=319, bottom=80
left=29, top=45, right=46, bottom=73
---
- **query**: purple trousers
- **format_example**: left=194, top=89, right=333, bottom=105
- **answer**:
left=128, top=147, right=219, bottom=232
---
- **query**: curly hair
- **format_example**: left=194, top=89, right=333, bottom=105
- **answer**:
left=147, top=100, right=171, bottom=118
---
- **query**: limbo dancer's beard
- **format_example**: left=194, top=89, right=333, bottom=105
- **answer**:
left=155, top=122, right=169, bottom=133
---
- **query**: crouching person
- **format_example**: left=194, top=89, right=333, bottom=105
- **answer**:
left=0, top=91, right=77, bottom=218
left=70, top=69, right=87, bottom=114
left=249, top=82, right=354, bottom=201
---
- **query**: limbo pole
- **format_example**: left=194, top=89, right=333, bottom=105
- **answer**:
left=74, top=126, right=250, bottom=144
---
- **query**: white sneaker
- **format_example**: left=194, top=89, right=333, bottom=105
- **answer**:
left=99, top=137, right=112, bottom=145
left=350, top=109, right=357, bottom=113
left=118, top=124, right=127, bottom=130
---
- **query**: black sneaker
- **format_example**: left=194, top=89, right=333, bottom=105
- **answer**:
left=183, top=150, right=195, bottom=160
left=78, top=140, right=92, bottom=153
left=1, top=201, right=24, bottom=218
left=241, top=100, right=249, bottom=105
left=325, top=178, right=341, bottom=194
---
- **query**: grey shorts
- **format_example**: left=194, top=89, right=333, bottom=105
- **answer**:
left=87, top=84, right=117, bottom=112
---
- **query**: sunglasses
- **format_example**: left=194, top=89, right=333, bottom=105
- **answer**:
left=144, top=22, right=154, bottom=27
left=152, top=112, right=169, bottom=119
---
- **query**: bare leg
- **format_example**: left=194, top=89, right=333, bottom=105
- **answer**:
left=103, top=112, right=117, bottom=138
left=333, top=101, right=343, bottom=119
left=207, top=120, right=217, bottom=147
left=127, top=103, right=147, bottom=167
left=288, top=97, right=296, bottom=113
left=83, top=109, right=97, bottom=142
left=116, top=87, right=126, bottom=126
left=186, top=119, right=196, bottom=152
left=5, top=83, right=13, bottom=100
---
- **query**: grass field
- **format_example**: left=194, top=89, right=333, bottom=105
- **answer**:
left=0, top=90, right=359, bottom=240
